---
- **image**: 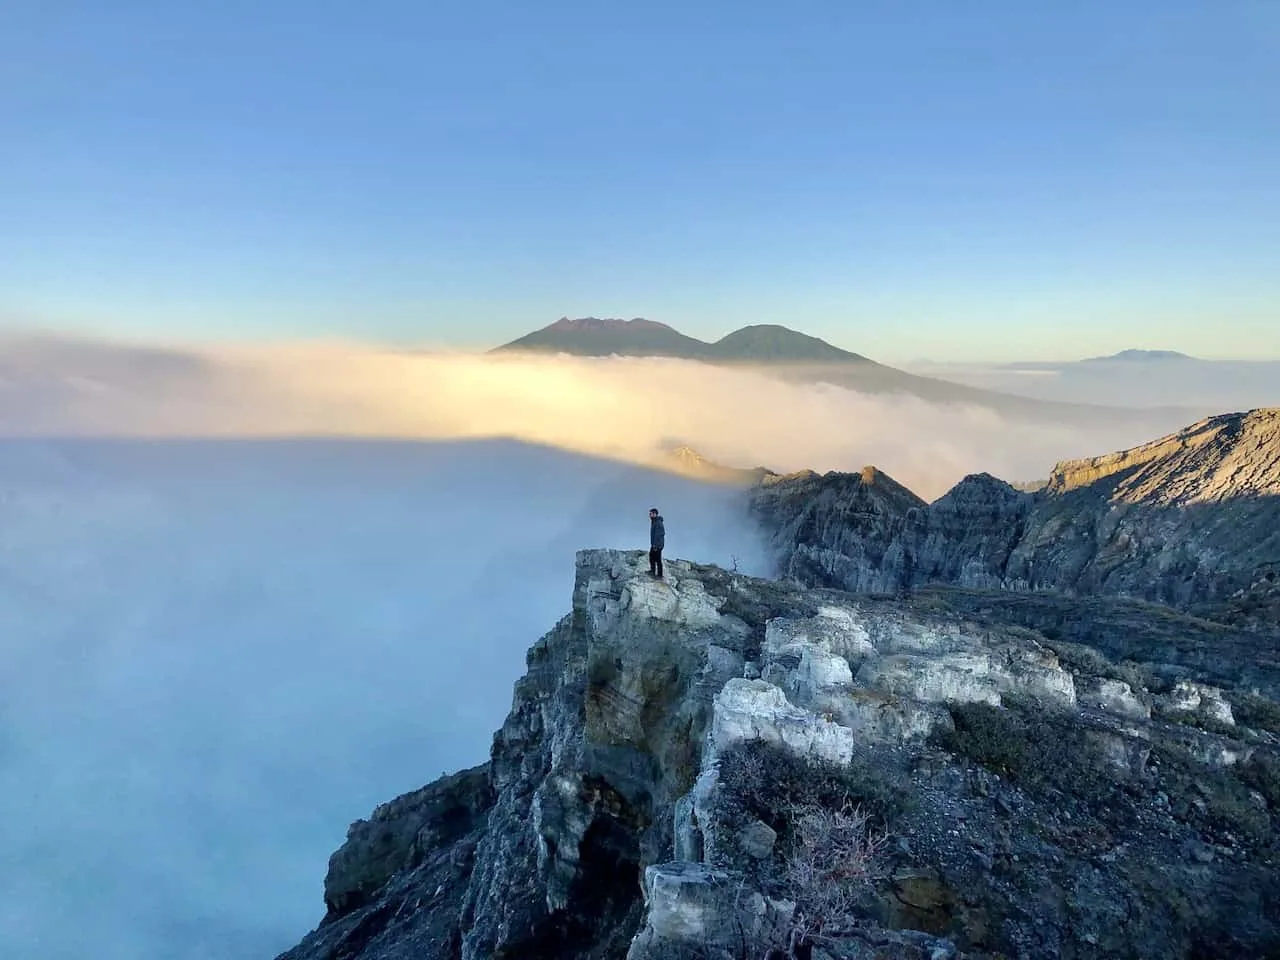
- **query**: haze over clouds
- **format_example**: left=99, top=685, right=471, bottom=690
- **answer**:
left=0, top=335, right=1193, bottom=497
left=905, top=357, right=1280, bottom=413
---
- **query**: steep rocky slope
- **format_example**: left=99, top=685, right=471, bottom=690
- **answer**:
left=277, top=550, right=1280, bottom=960
left=752, top=409, right=1280, bottom=628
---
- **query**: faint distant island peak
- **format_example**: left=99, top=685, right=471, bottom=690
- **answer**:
left=1081, top=348, right=1199, bottom=363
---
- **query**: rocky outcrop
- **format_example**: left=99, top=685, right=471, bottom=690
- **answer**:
left=750, top=466, right=928, bottom=594
left=751, top=409, right=1280, bottom=627
left=277, top=765, right=493, bottom=959
left=277, top=550, right=1280, bottom=960
left=910, top=473, right=1034, bottom=590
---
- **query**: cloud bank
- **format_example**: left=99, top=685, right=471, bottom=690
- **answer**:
left=0, top=436, right=771, bottom=959
left=0, top=335, right=1197, bottom=497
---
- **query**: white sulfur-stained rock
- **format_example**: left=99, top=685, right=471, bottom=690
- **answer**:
left=1083, top=678, right=1151, bottom=720
left=627, top=862, right=791, bottom=957
left=762, top=643, right=854, bottom=710
left=1005, top=650, right=1078, bottom=708
left=1164, top=680, right=1235, bottom=726
left=836, top=687, right=951, bottom=743
left=707, top=678, right=855, bottom=767
left=623, top=573, right=725, bottom=628
left=765, top=608, right=877, bottom=664
left=856, top=654, right=1003, bottom=706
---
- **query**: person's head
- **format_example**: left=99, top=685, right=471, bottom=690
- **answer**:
left=649, top=508, right=659, bottom=519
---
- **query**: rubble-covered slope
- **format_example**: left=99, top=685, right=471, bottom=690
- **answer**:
left=752, top=409, right=1280, bottom=625
left=277, top=550, right=1280, bottom=960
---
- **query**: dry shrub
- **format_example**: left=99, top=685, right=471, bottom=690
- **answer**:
left=773, top=800, right=889, bottom=957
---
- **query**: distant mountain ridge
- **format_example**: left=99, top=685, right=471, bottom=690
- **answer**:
left=1081, top=348, right=1198, bottom=363
left=747, top=407, right=1280, bottom=630
left=493, top=317, right=867, bottom=363
left=492, top=317, right=1203, bottom=430
left=994, top=349, right=1202, bottom=371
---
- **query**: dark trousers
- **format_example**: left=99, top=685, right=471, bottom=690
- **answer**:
left=648, top=547, right=664, bottom=577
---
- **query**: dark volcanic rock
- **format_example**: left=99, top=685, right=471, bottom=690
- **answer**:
left=278, top=765, right=492, bottom=960
left=323, top=765, right=492, bottom=918
left=912, top=473, right=1033, bottom=589
left=750, top=409, right=1280, bottom=628
left=750, top=466, right=927, bottom=594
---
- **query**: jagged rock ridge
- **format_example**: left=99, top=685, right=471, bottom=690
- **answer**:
left=278, top=550, right=1280, bottom=960
left=752, top=409, right=1280, bottom=628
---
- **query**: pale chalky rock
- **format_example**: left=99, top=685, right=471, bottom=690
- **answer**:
left=1083, top=678, right=1151, bottom=720
left=856, top=654, right=1003, bottom=706
left=626, top=862, right=791, bottom=959
left=1163, top=680, right=1235, bottom=726
left=707, top=678, right=854, bottom=767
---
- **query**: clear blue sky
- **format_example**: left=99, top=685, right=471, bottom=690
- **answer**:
left=3, top=0, right=1277, bottom=361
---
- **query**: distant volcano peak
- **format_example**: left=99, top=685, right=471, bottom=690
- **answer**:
left=546, top=317, right=676, bottom=332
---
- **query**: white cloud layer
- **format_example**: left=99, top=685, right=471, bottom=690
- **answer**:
left=0, top=335, right=1203, bottom=498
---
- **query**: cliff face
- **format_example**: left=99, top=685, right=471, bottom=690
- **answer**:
left=749, top=466, right=929, bottom=595
left=278, top=550, right=1280, bottom=960
left=1045, top=408, right=1280, bottom=504
left=752, top=409, right=1280, bottom=627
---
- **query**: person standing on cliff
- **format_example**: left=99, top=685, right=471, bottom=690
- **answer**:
left=648, top=507, right=665, bottom=578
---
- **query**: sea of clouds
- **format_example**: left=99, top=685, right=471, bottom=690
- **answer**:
left=0, top=334, right=1205, bottom=496
left=0, top=435, right=773, bottom=959
left=0, top=334, right=1219, bottom=958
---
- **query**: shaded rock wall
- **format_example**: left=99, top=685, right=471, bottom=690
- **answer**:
left=751, top=410, right=1280, bottom=626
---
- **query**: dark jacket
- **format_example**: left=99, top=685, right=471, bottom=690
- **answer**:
left=650, top=515, right=665, bottom=550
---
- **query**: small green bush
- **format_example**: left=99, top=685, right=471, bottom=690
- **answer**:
left=717, top=739, right=913, bottom=832
left=937, top=701, right=1122, bottom=808
left=1152, top=745, right=1273, bottom=845
left=1231, top=694, right=1280, bottom=737
left=1239, top=751, right=1280, bottom=810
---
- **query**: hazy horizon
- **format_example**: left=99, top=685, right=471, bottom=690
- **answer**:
left=903, top=356, right=1280, bottom=411
left=3, top=315, right=1279, bottom=368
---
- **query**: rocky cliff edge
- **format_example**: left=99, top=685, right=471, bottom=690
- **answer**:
left=278, top=549, right=1280, bottom=960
